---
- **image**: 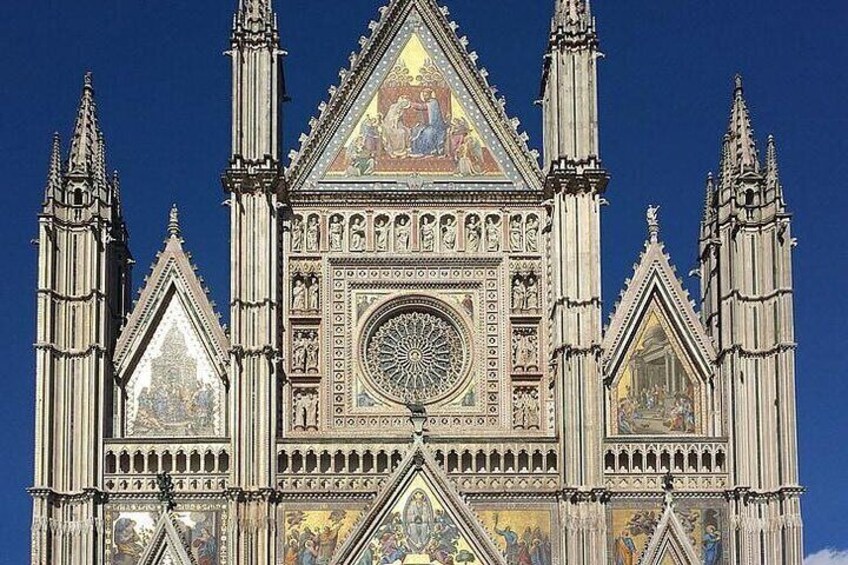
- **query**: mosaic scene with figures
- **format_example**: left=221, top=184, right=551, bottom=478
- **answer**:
left=611, top=309, right=699, bottom=436
left=328, top=33, right=502, bottom=178
left=29, top=0, right=804, bottom=563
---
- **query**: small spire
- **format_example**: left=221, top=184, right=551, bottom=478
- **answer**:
left=702, top=172, right=716, bottom=221
left=167, top=204, right=181, bottom=239
left=765, top=134, right=785, bottom=206
left=68, top=72, right=102, bottom=176
left=553, top=0, right=594, bottom=36
left=726, top=74, right=760, bottom=175
left=45, top=133, right=63, bottom=200
left=647, top=205, right=661, bottom=243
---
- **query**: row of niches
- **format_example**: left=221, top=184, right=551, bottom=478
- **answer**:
left=276, top=446, right=559, bottom=475
left=290, top=210, right=542, bottom=254
left=105, top=448, right=230, bottom=476
left=603, top=445, right=726, bottom=475
left=291, top=385, right=545, bottom=433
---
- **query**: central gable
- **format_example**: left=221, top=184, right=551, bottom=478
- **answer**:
left=288, top=0, right=542, bottom=193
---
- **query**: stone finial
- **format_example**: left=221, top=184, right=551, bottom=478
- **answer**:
left=647, top=205, right=661, bottom=242
left=167, top=204, right=181, bottom=239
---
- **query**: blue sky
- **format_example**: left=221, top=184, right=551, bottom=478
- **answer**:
left=0, top=0, right=846, bottom=561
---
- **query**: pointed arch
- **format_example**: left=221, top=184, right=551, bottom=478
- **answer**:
left=639, top=504, right=700, bottom=565
left=137, top=512, right=197, bottom=565
left=114, top=228, right=229, bottom=438
left=335, top=443, right=505, bottom=564
left=604, top=238, right=717, bottom=438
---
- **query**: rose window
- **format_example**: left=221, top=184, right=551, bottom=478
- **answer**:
left=363, top=302, right=469, bottom=405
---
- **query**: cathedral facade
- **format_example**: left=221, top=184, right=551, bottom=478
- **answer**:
left=30, top=1, right=804, bottom=564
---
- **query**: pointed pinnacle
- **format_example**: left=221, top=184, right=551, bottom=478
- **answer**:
left=727, top=74, right=760, bottom=175
left=68, top=72, right=101, bottom=176
left=703, top=172, right=716, bottom=221
left=765, top=134, right=784, bottom=204
left=46, top=133, right=63, bottom=199
left=167, top=204, right=181, bottom=238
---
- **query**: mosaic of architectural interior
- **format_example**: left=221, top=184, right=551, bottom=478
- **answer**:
left=29, top=0, right=803, bottom=563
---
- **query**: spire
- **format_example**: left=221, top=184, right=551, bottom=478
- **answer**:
left=702, top=172, right=716, bottom=222
left=68, top=72, right=101, bottom=176
left=552, top=0, right=595, bottom=37
left=167, top=204, right=181, bottom=239
left=45, top=133, right=63, bottom=201
left=765, top=134, right=785, bottom=207
left=726, top=74, right=760, bottom=176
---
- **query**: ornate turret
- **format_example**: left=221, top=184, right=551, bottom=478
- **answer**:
left=542, top=0, right=608, bottom=562
left=699, top=76, right=803, bottom=563
left=225, top=0, right=284, bottom=562
left=31, top=72, right=132, bottom=565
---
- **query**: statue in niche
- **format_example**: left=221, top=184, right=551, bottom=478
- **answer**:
left=511, top=277, right=526, bottom=311
left=420, top=216, right=435, bottom=252
left=525, top=275, right=539, bottom=311
left=329, top=215, right=344, bottom=251
left=292, top=216, right=304, bottom=252
left=292, top=277, right=307, bottom=311
left=375, top=217, right=389, bottom=252
left=525, top=215, right=539, bottom=252
left=441, top=217, right=457, bottom=251
left=292, top=332, right=308, bottom=373
left=513, top=329, right=539, bottom=372
left=513, top=387, right=540, bottom=430
left=305, top=331, right=320, bottom=373
left=308, top=275, right=320, bottom=311
left=396, top=216, right=410, bottom=251
left=305, top=216, right=320, bottom=252
left=485, top=216, right=500, bottom=252
left=509, top=214, right=524, bottom=252
left=292, top=389, right=319, bottom=431
left=465, top=215, right=481, bottom=252
left=350, top=216, right=366, bottom=252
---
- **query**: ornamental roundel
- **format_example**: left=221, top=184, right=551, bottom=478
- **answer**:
left=360, top=296, right=471, bottom=405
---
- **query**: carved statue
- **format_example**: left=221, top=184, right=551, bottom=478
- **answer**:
left=329, top=216, right=344, bottom=251
left=292, top=216, right=304, bottom=252
left=292, top=277, right=307, bottom=311
left=511, top=277, right=526, bottom=311
left=420, top=216, right=435, bottom=252
left=525, top=215, right=539, bottom=252
left=513, top=387, right=540, bottom=430
left=525, top=276, right=539, bottom=311
left=306, top=392, right=320, bottom=429
left=350, top=217, right=366, bottom=251
left=396, top=216, right=410, bottom=251
left=512, top=332, right=523, bottom=371
left=441, top=216, right=457, bottom=251
left=292, top=332, right=307, bottom=373
left=305, top=216, right=320, bottom=252
left=306, top=331, right=320, bottom=373
left=375, top=217, right=389, bottom=252
left=510, top=215, right=524, bottom=252
left=308, top=275, right=320, bottom=311
left=485, top=216, right=500, bottom=252
left=513, top=329, right=539, bottom=372
left=465, top=215, right=481, bottom=252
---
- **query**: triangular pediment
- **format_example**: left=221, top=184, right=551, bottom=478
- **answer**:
left=604, top=236, right=715, bottom=384
left=603, top=234, right=716, bottom=437
left=639, top=503, right=700, bottom=565
left=336, top=443, right=505, bottom=564
left=138, top=512, right=197, bottom=565
left=114, top=215, right=229, bottom=438
left=287, top=0, right=542, bottom=192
